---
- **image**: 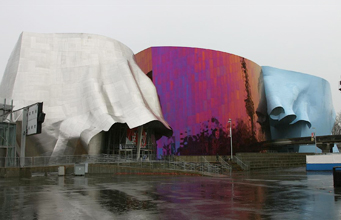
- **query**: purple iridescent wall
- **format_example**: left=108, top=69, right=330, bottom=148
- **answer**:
left=135, top=47, right=268, bottom=156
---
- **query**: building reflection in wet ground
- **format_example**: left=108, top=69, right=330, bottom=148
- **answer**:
left=0, top=167, right=340, bottom=220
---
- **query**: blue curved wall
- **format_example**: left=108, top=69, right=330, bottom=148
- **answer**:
left=261, top=66, right=336, bottom=152
left=135, top=48, right=336, bottom=155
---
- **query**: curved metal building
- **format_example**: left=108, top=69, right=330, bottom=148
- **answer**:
left=135, top=47, right=269, bottom=156
left=135, top=47, right=336, bottom=155
left=0, top=32, right=172, bottom=157
left=0, top=33, right=336, bottom=158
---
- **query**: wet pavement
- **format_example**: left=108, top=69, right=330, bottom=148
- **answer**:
left=0, top=167, right=340, bottom=220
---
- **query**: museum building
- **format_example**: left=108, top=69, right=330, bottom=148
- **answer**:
left=0, top=32, right=336, bottom=159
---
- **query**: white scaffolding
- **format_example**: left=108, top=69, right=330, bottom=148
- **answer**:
left=0, top=98, right=16, bottom=167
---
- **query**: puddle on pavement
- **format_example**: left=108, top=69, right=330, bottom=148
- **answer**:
left=0, top=168, right=340, bottom=219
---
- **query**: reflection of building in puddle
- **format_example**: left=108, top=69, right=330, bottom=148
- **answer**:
left=73, top=177, right=88, bottom=187
left=33, top=186, right=114, bottom=219
left=334, top=187, right=341, bottom=202
left=30, top=178, right=149, bottom=218
left=56, top=177, right=158, bottom=217
left=1, top=177, right=105, bottom=219
left=97, top=189, right=157, bottom=214
left=58, top=176, right=64, bottom=187
left=154, top=177, right=266, bottom=219
left=304, top=173, right=340, bottom=218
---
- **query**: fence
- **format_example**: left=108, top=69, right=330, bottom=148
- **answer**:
left=0, top=154, right=233, bottom=175
left=233, top=156, right=250, bottom=171
left=0, top=155, right=122, bottom=168
left=218, top=156, right=232, bottom=173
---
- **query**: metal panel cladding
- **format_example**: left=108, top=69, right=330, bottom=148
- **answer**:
left=136, top=47, right=268, bottom=156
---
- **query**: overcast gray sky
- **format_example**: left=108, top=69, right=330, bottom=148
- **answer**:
left=1, top=0, right=341, bottom=113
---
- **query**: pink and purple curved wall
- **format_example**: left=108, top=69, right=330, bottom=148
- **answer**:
left=135, top=47, right=268, bottom=156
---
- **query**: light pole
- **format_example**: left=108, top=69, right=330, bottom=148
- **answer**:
left=228, top=118, right=233, bottom=160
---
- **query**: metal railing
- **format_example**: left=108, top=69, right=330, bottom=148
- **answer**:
left=233, top=156, right=250, bottom=171
left=123, top=159, right=201, bottom=173
left=201, top=156, right=221, bottom=174
left=174, top=156, right=198, bottom=171
left=0, top=154, right=126, bottom=168
left=123, top=155, right=210, bottom=174
left=0, top=154, right=232, bottom=175
left=218, top=156, right=232, bottom=171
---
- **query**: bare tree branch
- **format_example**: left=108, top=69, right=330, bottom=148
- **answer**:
left=332, top=111, right=341, bottom=135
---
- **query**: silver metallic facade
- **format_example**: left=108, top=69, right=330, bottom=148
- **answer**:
left=0, top=32, right=172, bottom=157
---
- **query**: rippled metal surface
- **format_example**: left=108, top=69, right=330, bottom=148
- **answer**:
left=0, top=168, right=340, bottom=219
left=0, top=32, right=172, bottom=157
